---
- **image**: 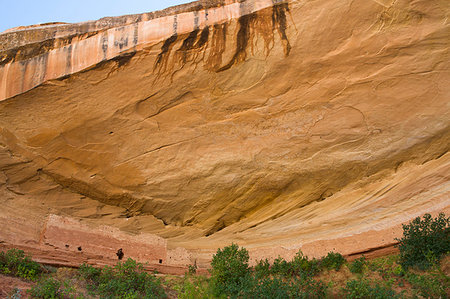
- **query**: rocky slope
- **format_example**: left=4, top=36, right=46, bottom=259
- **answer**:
left=0, top=0, right=449, bottom=270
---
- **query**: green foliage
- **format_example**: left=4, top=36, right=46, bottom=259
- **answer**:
left=174, top=275, right=215, bottom=299
left=270, top=256, right=291, bottom=277
left=368, top=254, right=398, bottom=272
left=28, top=278, right=64, bottom=299
left=396, top=213, right=449, bottom=270
left=209, top=244, right=330, bottom=298
left=268, top=251, right=321, bottom=278
left=348, top=256, right=367, bottom=274
left=342, top=279, right=400, bottom=299
left=392, top=265, right=405, bottom=277
left=0, top=249, right=41, bottom=281
left=79, top=263, right=101, bottom=282
left=406, top=272, right=448, bottom=298
left=237, top=273, right=328, bottom=299
left=288, top=276, right=328, bottom=299
left=77, top=258, right=166, bottom=298
left=290, top=251, right=320, bottom=277
left=241, top=277, right=290, bottom=299
left=187, top=264, right=197, bottom=275
left=320, top=251, right=346, bottom=271
left=254, top=259, right=271, bottom=279
left=209, top=243, right=250, bottom=297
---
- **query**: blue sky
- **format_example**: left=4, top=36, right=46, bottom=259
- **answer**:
left=0, top=0, right=190, bottom=32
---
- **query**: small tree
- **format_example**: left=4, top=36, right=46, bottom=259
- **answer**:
left=396, top=213, right=449, bottom=270
left=321, top=251, right=346, bottom=271
left=209, top=243, right=250, bottom=297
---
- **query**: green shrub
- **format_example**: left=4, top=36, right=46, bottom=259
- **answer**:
left=78, top=258, right=166, bottom=298
left=290, top=251, right=320, bottom=277
left=270, top=256, right=291, bottom=277
left=241, top=277, right=290, bottom=299
left=406, top=272, right=448, bottom=298
left=289, top=276, right=328, bottom=299
left=368, top=254, right=398, bottom=272
left=28, top=277, right=63, bottom=298
left=342, top=279, right=399, bottom=299
left=209, top=243, right=250, bottom=297
left=321, top=252, right=346, bottom=271
left=174, top=275, right=214, bottom=299
left=254, top=259, right=271, bottom=279
left=396, top=213, right=450, bottom=270
left=0, top=249, right=41, bottom=281
left=392, top=265, right=405, bottom=277
left=187, top=264, right=197, bottom=275
left=268, top=251, right=320, bottom=278
left=78, top=263, right=101, bottom=282
left=348, top=256, right=367, bottom=274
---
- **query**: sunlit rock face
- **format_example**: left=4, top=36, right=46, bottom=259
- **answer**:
left=0, top=0, right=449, bottom=267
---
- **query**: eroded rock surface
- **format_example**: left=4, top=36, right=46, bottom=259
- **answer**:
left=0, top=0, right=449, bottom=269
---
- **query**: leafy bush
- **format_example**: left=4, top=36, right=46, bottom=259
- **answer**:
left=348, top=256, right=367, bottom=274
left=174, top=275, right=214, bottom=299
left=406, top=272, right=448, bottom=298
left=79, top=262, right=101, bottom=282
left=367, top=254, right=398, bottom=273
left=269, top=251, right=320, bottom=278
left=187, top=264, right=197, bottom=275
left=342, top=279, right=399, bottom=299
left=254, top=259, right=271, bottom=279
left=392, top=265, right=405, bottom=277
left=0, top=249, right=41, bottom=281
left=78, top=258, right=166, bottom=298
left=396, top=213, right=449, bottom=270
left=321, top=251, right=346, bottom=271
left=209, top=243, right=251, bottom=297
left=237, top=274, right=328, bottom=299
left=290, top=251, right=320, bottom=277
left=241, top=277, right=290, bottom=299
left=28, top=277, right=64, bottom=298
left=289, top=276, right=328, bottom=299
left=270, top=256, right=291, bottom=277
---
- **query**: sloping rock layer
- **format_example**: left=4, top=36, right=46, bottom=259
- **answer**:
left=0, top=0, right=449, bottom=269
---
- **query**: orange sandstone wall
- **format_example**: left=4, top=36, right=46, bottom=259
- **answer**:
left=0, top=0, right=285, bottom=100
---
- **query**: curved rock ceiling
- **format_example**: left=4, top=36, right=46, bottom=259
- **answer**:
left=0, top=0, right=448, bottom=268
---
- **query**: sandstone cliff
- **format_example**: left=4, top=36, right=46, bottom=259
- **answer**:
left=0, top=0, right=449, bottom=269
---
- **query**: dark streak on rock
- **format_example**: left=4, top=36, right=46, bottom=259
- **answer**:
left=153, top=2, right=291, bottom=76
left=173, top=15, right=178, bottom=35
left=40, top=52, right=49, bottom=84
left=194, top=11, right=200, bottom=30
left=154, top=34, right=178, bottom=70
left=114, top=29, right=129, bottom=51
left=66, top=44, right=73, bottom=73
left=177, top=29, right=200, bottom=64
left=101, top=32, right=108, bottom=60
left=217, top=12, right=257, bottom=72
left=272, top=3, right=291, bottom=56
left=113, top=51, right=136, bottom=68
left=0, top=31, right=99, bottom=66
left=133, top=24, right=139, bottom=48
left=206, top=23, right=227, bottom=70
left=20, top=60, right=27, bottom=92
left=196, top=26, right=210, bottom=48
